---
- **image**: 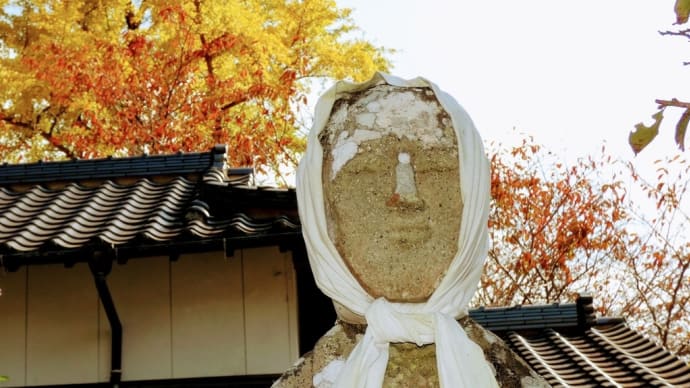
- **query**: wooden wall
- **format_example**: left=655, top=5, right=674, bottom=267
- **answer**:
left=0, top=246, right=299, bottom=387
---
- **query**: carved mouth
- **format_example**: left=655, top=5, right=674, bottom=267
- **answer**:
left=388, top=224, right=432, bottom=246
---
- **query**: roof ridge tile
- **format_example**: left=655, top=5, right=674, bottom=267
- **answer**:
left=0, top=146, right=229, bottom=185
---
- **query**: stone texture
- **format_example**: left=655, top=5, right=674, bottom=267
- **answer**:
left=273, top=318, right=551, bottom=388
left=321, top=85, right=462, bottom=302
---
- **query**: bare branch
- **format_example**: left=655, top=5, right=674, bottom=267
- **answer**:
left=655, top=98, right=690, bottom=109
left=659, top=29, right=690, bottom=39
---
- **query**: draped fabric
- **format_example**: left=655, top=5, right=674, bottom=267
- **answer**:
left=297, top=73, right=498, bottom=387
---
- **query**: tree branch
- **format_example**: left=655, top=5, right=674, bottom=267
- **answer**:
left=193, top=0, right=215, bottom=77
left=220, top=98, right=248, bottom=111
left=1, top=116, right=76, bottom=159
left=659, top=29, right=690, bottom=39
left=38, top=130, right=75, bottom=159
left=1, top=116, right=32, bottom=129
left=655, top=98, right=690, bottom=109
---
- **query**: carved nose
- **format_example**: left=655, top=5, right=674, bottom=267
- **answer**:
left=386, top=152, right=425, bottom=210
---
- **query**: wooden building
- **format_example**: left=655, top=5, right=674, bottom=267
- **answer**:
left=0, top=146, right=333, bottom=387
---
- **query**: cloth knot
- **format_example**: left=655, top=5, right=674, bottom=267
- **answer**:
left=365, top=298, right=435, bottom=346
left=331, top=297, right=498, bottom=388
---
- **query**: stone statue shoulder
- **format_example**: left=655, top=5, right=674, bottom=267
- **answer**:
left=273, top=318, right=551, bottom=388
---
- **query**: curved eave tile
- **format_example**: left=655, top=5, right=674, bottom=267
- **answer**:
left=229, top=219, right=272, bottom=235
left=187, top=219, right=225, bottom=238
left=507, top=324, right=690, bottom=387
left=6, top=234, right=49, bottom=252
left=273, top=216, right=300, bottom=231
left=142, top=216, right=185, bottom=241
left=0, top=188, right=22, bottom=211
left=0, top=187, right=59, bottom=241
left=99, top=229, right=140, bottom=245
left=590, top=324, right=690, bottom=386
left=52, top=232, right=95, bottom=249
left=143, top=228, right=183, bottom=241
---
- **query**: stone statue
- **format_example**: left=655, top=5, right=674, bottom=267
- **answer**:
left=274, top=73, right=549, bottom=387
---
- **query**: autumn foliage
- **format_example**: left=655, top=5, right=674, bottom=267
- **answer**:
left=478, top=139, right=627, bottom=306
left=479, top=137, right=690, bottom=359
left=0, top=0, right=389, bottom=174
left=618, top=155, right=690, bottom=357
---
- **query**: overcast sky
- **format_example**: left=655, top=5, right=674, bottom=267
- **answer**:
left=334, top=0, right=689, bottom=170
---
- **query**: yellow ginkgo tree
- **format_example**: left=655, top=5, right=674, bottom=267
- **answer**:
left=0, top=0, right=390, bottom=176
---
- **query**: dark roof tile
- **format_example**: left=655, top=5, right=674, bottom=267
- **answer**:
left=0, top=145, right=228, bottom=185
left=487, top=306, right=690, bottom=387
left=470, top=302, right=581, bottom=331
left=0, top=147, right=299, bottom=260
left=469, top=294, right=689, bottom=386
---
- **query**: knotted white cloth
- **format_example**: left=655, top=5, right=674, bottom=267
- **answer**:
left=297, top=72, right=498, bottom=388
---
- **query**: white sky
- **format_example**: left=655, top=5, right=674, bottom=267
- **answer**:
left=335, top=0, right=690, bottom=171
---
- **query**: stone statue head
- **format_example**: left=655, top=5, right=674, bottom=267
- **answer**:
left=319, top=84, right=462, bottom=302
left=296, top=73, right=496, bottom=387
left=297, top=73, right=490, bottom=325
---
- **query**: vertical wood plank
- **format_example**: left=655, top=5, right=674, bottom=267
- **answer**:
left=101, top=256, right=172, bottom=381
left=26, top=263, right=99, bottom=386
left=243, top=246, right=294, bottom=374
left=171, top=251, right=246, bottom=378
left=0, top=268, right=27, bottom=387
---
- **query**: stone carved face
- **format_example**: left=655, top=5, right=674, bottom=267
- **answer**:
left=321, top=84, right=463, bottom=302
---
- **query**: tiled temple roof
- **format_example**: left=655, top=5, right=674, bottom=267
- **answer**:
left=508, top=324, right=690, bottom=387
left=470, top=295, right=690, bottom=387
left=0, top=146, right=299, bottom=268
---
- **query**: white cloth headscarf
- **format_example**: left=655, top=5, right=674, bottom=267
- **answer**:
left=297, top=72, right=498, bottom=388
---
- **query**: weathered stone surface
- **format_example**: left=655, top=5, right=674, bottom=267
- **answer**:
left=280, top=80, right=548, bottom=387
left=321, top=84, right=463, bottom=302
left=272, top=318, right=551, bottom=388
